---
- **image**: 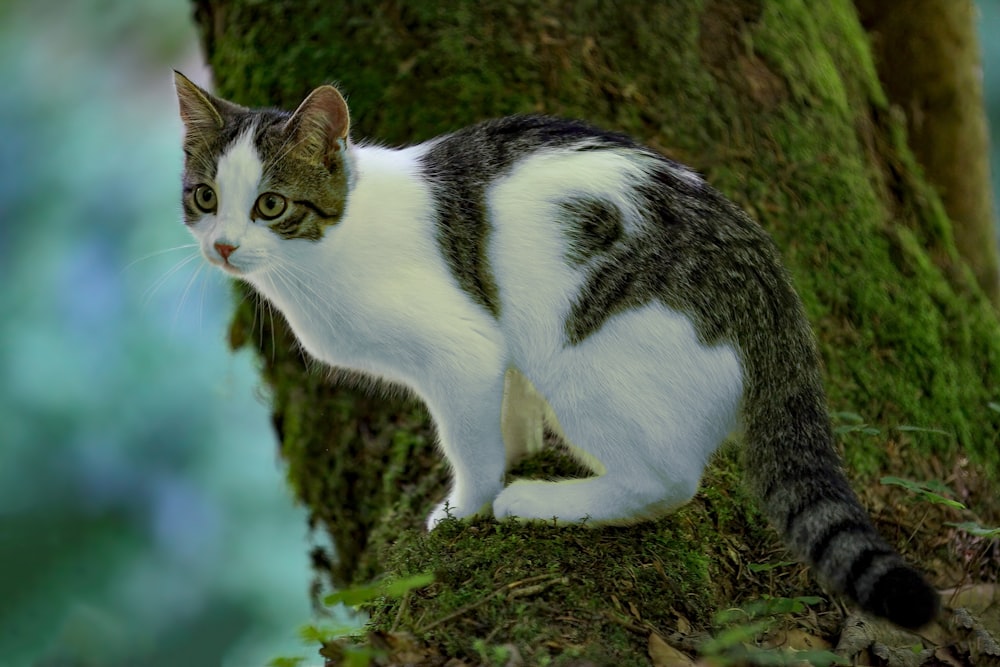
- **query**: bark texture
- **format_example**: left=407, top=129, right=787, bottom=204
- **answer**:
left=857, top=0, right=1000, bottom=306
left=191, top=1, right=1000, bottom=663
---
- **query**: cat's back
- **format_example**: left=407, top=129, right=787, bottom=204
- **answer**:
left=416, top=115, right=716, bottom=323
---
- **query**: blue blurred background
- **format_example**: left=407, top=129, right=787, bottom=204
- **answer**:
left=0, top=2, right=998, bottom=666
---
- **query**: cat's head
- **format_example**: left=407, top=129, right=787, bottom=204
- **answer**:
left=174, top=71, right=351, bottom=277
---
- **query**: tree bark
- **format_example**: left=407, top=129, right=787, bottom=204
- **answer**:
left=191, top=1, right=1000, bottom=664
left=856, top=0, right=1000, bottom=307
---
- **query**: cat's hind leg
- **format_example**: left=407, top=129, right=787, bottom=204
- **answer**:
left=500, top=367, right=557, bottom=467
left=494, top=305, right=742, bottom=524
left=492, top=418, right=704, bottom=525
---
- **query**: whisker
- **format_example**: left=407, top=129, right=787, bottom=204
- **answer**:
left=142, top=252, right=201, bottom=308
left=261, top=274, right=281, bottom=363
left=121, top=243, right=199, bottom=274
left=197, top=263, right=216, bottom=333
left=271, top=260, right=341, bottom=337
left=173, top=261, right=207, bottom=331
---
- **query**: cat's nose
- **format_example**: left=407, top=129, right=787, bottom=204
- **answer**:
left=214, top=242, right=238, bottom=261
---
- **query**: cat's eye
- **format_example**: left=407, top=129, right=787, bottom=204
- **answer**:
left=192, top=184, right=217, bottom=213
left=254, top=192, right=287, bottom=220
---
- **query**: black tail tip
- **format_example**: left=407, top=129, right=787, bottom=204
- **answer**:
left=866, top=565, right=940, bottom=630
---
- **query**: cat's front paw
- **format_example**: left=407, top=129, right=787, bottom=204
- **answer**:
left=426, top=500, right=458, bottom=530
left=425, top=495, right=492, bottom=530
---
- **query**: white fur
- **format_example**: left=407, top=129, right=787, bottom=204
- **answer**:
left=191, top=129, right=743, bottom=530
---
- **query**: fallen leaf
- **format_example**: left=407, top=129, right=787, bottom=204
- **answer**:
left=649, top=632, right=695, bottom=667
left=942, top=584, right=1000, bottom=614
left=933, top=646, right=966, bottom=667
left=675, top=613, right=692, bottom=635
left=766, top=627, right=831, bottom=652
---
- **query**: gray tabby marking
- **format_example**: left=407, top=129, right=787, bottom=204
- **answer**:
left=420, top=115, right=639, bottom=318
left=557, top=197, right=625, bottom=266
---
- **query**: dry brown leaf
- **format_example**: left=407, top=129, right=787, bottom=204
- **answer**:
left=675, top=613, right=692, bottom=635
left=837, top=615, right=878, bottom=656
left=942, top=583, right=1000, bottom=614
left=649, top=632, right=695, bottom=667
left=933, top=646, right=966, bottom=667
left=870, top=642, right=934, bottom=667
left=765, top=627, right=831, bottom=652
left=952, top=607, right=1000, bottom=666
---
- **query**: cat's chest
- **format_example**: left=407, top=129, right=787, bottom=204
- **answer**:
left=246, top=241, right=486, bottom=383
left=254, top=271, right=377, bottom=367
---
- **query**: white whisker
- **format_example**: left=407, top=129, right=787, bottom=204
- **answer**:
left=173, top=261, right=207, bottom=331
left=141, top=252, right=201, bottom=308
left=121, top=243, right=200, bottom=274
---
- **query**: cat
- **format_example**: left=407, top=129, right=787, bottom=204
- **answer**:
left=173, top=71, right=938, bottom=629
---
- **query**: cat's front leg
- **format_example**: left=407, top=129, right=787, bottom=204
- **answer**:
left=423, top=373, right=508, bottom=530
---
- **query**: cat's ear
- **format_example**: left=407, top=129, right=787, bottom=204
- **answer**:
left=283, top=85, right=350, bottom=168
left=174, top=71, right=243, bottom=133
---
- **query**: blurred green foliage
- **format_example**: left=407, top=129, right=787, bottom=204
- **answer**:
left=0, top=2, right=318, bottom=666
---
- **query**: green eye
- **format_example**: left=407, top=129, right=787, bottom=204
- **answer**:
left=193, top=184, right=217, bottom=213
left=193, top=184, right=216, bottom=212
left=254, top=192, right=287, bottom=220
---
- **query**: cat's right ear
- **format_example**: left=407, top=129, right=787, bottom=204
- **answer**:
left=174, top=71, right=241, bottom=134
left=282, top=85, right=351, bottom=169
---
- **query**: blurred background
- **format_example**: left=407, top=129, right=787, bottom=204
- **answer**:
left=0, top=2, right=998, bottom=666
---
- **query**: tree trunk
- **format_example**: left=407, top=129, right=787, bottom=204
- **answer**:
left=191, top=1, right=1000, bottom=664
left=856, top=0, right=1000, bottom=306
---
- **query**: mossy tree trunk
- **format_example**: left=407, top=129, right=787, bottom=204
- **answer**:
left=191, top=1, right=1000, bottom=664
left=856, top=0, right=1000, bottom=306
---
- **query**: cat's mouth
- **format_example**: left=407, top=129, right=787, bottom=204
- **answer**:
left=204, top=241, right=250, bottom=276
left=206, top=254, right=246, bottom=276
left=219, top=260, right=246, bottom=276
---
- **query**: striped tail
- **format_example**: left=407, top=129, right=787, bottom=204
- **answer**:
left=738, top=293, right=939, bottom=629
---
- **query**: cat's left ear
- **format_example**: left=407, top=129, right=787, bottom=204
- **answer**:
left=174, top=70, right=246, bottom=134
left=283, top=85, right=350, bottom=169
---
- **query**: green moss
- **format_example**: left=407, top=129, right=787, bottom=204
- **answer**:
left=365, top=480, right=754, bottom=664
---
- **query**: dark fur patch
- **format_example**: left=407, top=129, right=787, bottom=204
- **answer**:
left=420, top=115, right=640, bottom=318
left=807, top=518, right=874, bottom=565
left=558, top=197, right=625, bottom=265
left=865, top=565, right=939, bottom=629
left=844, top=547, right=895, bottom=598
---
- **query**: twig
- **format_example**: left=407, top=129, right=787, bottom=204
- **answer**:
left=417, top=573, right=566, bottom=634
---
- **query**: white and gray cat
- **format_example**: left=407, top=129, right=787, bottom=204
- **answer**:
left=173, top=72, right=938, bottom=628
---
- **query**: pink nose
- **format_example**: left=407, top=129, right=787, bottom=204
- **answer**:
left=214, top=242, right=238, bottom=261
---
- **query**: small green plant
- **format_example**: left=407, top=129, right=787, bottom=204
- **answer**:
left=946, top=521, right=1000, bottom=539
left=879, top=476, right=967, bottom=509
left=267, top=657, right=306, bottom=667
left=703, top=596, right=848, bottom=666
left=322, top=572, right=434, bottom=608
left=830, top=411, right=881, bottom=436
left=472, top=639, right=512, bottom=666
left=266, top=573, right=435, bottom=667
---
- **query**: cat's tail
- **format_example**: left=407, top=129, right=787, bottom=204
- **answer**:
left=734, top=262, right=939, bottom=629
left=650, top=162, right=938, bottom=627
